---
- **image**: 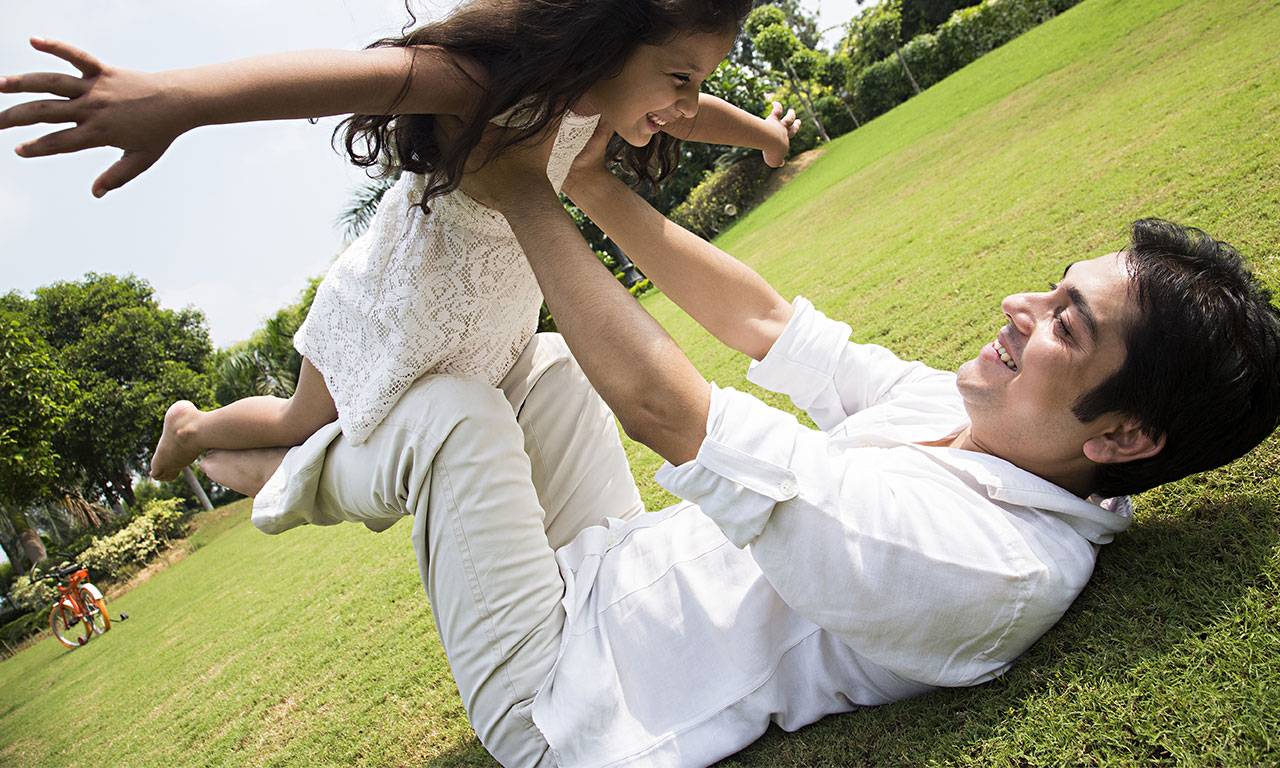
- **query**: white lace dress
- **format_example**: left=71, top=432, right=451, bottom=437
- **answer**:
left=295, top=109, right=602, bottom=443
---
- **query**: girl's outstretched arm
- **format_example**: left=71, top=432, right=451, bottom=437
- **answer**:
left=0, top=38, right=483, bottom=196
left=663, top=96, right=801, bottom=168
left=562, top=133, right=792, bottom=363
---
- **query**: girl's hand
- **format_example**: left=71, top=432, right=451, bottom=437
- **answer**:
left=761, top=101, right=801, bottom=168
left=0, top=38, right=190, bottom=197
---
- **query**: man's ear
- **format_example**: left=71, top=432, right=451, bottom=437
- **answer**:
left=1082, top=417, right=1166, bottom=464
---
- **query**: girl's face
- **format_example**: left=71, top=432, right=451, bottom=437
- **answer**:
left=585, top=28, right=738, bottom=146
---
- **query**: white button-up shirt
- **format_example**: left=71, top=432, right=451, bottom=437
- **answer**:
left=531, top=297, right=1132, bottom=768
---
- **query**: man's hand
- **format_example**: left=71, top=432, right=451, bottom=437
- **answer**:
left=761, top=101, right=801, bottom=168
left=1, top=38, right=189, bottom=197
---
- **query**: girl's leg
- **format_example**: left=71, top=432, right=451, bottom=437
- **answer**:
left=150, top=358, right=337, bottom=481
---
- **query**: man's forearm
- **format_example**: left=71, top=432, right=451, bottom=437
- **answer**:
left=503, top=190, right=710, bottom=465
left=568, top=170, right=792, bottom=361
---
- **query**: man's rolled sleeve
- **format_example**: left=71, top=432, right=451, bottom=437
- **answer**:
left=748, top=296, right=943, bottom=429
left=746, top=297, right=854, bottom=430
left=655, top=384, right=803, bottom=548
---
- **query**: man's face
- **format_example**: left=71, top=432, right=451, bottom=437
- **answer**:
left=955, top=252, right=1138, bottom=471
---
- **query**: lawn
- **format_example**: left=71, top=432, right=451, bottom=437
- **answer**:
left=3, top=0, right=1278, bottom=764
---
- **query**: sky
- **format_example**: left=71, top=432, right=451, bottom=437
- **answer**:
left=1, top=0, right=874, bottom=348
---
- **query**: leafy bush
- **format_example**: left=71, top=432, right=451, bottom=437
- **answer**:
left=670, top=156, right=775, bottom=240
left=851, top=0, right=1080, bottom=121
left=0, top=607, right=49, bottom=651
left=9, top=573, right=56, bottom=612
left=79, top=498, right=187, bottom=581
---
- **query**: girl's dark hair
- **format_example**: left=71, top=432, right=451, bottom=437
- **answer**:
left=338, top=0, right=752, bottom=208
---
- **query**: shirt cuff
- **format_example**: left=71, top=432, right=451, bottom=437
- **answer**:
left=655, top=384, right=802, bottom=548
left=747, top=296, right=852, bottom=412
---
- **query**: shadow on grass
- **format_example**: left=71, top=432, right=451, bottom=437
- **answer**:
left=718, top=459, right=1279, bottom=766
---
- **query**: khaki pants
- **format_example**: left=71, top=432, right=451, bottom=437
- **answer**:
left=253, top=334, right=645, bottom=766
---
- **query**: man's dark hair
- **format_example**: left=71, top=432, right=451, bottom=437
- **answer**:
left=1074, top=218, right=1280, bottom=497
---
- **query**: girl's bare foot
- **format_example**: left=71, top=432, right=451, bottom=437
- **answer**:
left=200, top=448, right=288, bottom=497
left=150, top=401, right=203, bottom=481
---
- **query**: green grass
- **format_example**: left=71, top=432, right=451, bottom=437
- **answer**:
left=3, top=0, right=1279, bottom=764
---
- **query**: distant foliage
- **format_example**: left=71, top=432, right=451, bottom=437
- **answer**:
left=8, top=573, right=56, bottom=613
left=670, top=156, right=775, bottom=240
left=78, top=498, right=187, bottom=581
left=851, top=0, right=1081, bottom=121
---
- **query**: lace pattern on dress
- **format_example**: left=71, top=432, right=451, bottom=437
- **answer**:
left=294, top=109, right=601, bottom=443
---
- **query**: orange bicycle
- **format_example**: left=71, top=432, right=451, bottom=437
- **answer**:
left=41, top=563, right=111, bottom=649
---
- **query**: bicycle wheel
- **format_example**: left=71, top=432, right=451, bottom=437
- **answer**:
left=79, top=586, right=111, bottom=636
left=49, top=599, right=91, bottom=649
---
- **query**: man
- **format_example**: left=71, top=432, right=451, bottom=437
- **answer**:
left=208, top=156, right=1280, bottom=766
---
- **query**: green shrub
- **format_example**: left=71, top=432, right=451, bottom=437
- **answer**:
left=79, top=498, right=188, bottom=581
left=813, top=94, right=858, bottom=138
left=0, top=606, right=49, bottom=650
left=670, top=156, right=775, bottom=240
left=9, top=573, right=56, bottom=612
left=851, top=0, right=1081, bottom=121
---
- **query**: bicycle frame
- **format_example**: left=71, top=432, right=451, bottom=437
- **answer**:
left=45, top=565, right=110, bottom=648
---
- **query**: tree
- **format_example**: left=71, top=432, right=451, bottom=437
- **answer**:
left=748, top=5, right=832, bottom=142
left=13, top=275, right=215, bottom=508
left=0, top=311, right=77, bottom=568
left=842, top=0, right=920, bottom=96
left=900, top=0, right=983, bottom=39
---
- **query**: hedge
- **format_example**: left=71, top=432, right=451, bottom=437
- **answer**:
left=851, top=0, right=1082, bottom=121
left=670, top=156, right=775, bottom=240
left=79, top=498, right=187, bottom=581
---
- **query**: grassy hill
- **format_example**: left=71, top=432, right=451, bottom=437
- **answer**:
left=3, top=0, right=1277, bottom=764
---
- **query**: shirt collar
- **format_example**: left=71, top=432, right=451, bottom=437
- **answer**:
left=907, top=442, right=1133, bottom=544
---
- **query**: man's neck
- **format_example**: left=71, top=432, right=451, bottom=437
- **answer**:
left=942, top=427, right=1097, bottom=498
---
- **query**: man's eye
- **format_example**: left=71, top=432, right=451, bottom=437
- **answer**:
left=1054, top=313, right=1074, bottom=341
left=672, top=73, right=692, bottom=85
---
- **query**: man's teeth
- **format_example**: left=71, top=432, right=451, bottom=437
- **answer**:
left=649, top=114, right=668, bottom=126
left=994, top=341, right=1018, bottom=372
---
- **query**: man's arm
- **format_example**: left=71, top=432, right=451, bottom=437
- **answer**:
left=1, top=38, right=483, bottom=195
left=565, top=164, right=793, bottom=362
left=663, top=95, right=796, bottom=168
left=500, top=176, right=711, bottom=466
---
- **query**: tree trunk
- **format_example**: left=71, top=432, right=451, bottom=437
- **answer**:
left=118, top=470, right=138, bottom=509
left=839, top=94, right=861, bottom=128
left=183, top=467, right=214, bottom=512
left=4, top=507, right=46, bottom=570
left=784, top=61, right=831, bottom=143
left=895, top=44, right=922, bottom=95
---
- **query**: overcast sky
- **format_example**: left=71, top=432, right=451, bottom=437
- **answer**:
left=1, top=0, right=873, bottom=348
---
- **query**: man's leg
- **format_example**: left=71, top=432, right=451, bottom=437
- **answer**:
left=499, top=333, right=645, bottom=548
left=254, top=374, right=560, bottom=765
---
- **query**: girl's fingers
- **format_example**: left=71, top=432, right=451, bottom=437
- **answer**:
left=29, top=38, right=103, bottom=78
left=0, top=72, right=89, bottom=97
left=0, top=98, right=80, bottom=130
left=15, top=125, right=100, bottom=158
left=93, top=149, right=160, bottom=197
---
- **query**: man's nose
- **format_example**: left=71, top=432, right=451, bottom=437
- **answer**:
left=1001, top=293, right=1035, bottom=334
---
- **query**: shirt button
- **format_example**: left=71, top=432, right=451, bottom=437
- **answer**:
left=779, top=479, right=798, bottom=496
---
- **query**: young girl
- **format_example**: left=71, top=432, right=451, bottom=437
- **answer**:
left=1, top=0, right=797, bottom=481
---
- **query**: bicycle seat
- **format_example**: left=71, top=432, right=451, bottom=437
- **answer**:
left=54, top=562, right=85, bottom=578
